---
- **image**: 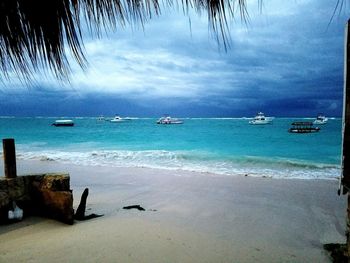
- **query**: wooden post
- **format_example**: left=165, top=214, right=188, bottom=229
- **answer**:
left=2, top=138, right=17, bottom=178
left=342, top=19, right=350, bottom=258
left=343, top=20, right=350, bottom=192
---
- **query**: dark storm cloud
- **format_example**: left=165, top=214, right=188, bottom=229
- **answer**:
left=0, top=0, right=348, bottom=117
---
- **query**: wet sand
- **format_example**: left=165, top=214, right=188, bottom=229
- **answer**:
left=0, top=160, right=347, bottom=262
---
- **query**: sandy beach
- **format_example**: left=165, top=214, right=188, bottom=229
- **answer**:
left=0, top=159, right=347, bottom=262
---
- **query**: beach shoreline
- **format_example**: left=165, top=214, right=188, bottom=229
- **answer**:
left=0, top=159, right=347, bottom=262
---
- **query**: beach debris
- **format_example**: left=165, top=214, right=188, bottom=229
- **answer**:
left=0, top=175, right=105, bottom=224
left=40, top=190, right=74, bottom=224
left=0, top=140, right=75, bottom=225
left=74, top=188, right=104, bottom=220
left=7, top=210, right=14, bottom=220
left=32, top=174, right=74, bottom=225
left=0, top=173, right=75, bottom=225
left=7, top=201, right=23, bottom=221
left=123, top=205, right=145, bottom=211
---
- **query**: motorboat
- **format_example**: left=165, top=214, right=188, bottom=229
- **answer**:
left=97, top=115, right=105, bottom=121
left=157, top=116, right=183, bottom=124
left=110, top=115, right=125, bottom=123
left=52, top=119, right=74, bottom=127
left=288, top=122, right=320, bottom=133
left=313, top=114, right=328, bottom=125
left=249, top=112, right=273, bottom=125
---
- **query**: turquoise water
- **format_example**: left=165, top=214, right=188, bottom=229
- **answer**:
left=0, top=117, right=342, bottom=179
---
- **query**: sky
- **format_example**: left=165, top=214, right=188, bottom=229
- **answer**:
left=0, top=0, right=349, bottom=117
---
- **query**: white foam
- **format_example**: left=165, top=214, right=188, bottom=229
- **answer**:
left=16, top=149, right=341, bottom=180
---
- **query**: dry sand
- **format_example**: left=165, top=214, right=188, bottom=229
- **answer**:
left=0, top=160, right=347, bottom=262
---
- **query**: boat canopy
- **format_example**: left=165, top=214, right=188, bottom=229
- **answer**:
left=290, top=122, right=313, bottom=126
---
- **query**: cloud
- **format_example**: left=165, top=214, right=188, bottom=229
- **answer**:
left=0, top=0, right=348, bottom=117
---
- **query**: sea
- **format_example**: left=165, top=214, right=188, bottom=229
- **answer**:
left=0, top=117, right=343, bottom=180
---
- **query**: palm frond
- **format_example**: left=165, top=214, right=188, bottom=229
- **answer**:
left=0, top=0, right=249, bottom=79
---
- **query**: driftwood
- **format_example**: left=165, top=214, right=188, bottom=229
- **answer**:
left=123, top=205, right=145, bottom=211
left=74, top=188, right=103, bottom=220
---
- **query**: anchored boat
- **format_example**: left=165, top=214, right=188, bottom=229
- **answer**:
left=313, top=114, right=328, bottom=125
left=157, top=116, right=183, bottom=124
left=52, top=119, right=74, bottom=127
left=109, top=115, right=125, bottom=123
left=249, top=112, right=273, bottom=125
left=288, top=122, right=320, bottom=133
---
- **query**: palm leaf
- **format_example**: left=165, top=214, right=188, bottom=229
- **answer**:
left=0, top=0, right=248, bottom=79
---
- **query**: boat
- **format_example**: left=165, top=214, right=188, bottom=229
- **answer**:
left=109, top=115, right=125, bottom=123
left=313, top=114, right=328, bottom=125
left=288, top=122, right=320, bottom=133
left=52, top=119, right=74, bottom=127
left=157, top=116, right=183, bottom=124
left=249, top=112, right=273, bottom=125
left=97, top=115, right=105, bottom=121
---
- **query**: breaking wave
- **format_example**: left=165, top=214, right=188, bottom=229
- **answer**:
left=16, top=149, right=341, bottom=180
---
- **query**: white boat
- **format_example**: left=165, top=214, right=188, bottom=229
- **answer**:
left=313, top=114, right=328, bottom=125
left=97, top=115, right=105, bottom=121
left=249, top=112, right=273, bottom=125
left=110, top=115, right=125, bottom=122
left=52, top=119, right=74, bottom=127
left=157, top=116, right=183, bottom=124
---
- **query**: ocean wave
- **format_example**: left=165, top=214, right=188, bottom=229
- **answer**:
left=230, top=155, right=340, bottom=170
left=16, top=149, right=341, bottom=180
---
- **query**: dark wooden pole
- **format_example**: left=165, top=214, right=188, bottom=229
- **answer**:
left=343, top=20, right=350, bottom=192
left=2, top=138, right=17, bottom=178
left=342, top=19, right=350, bottom=258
